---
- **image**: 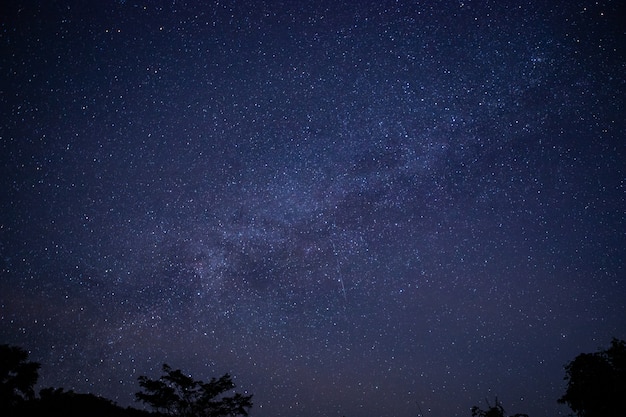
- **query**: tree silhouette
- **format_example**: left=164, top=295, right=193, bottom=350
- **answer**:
left=558, top=338, right=626, bottom=417
left=0, top=344, right=41, bottom=411
left=135, top=364, right=252, bottom=417
left=471, top=397, right=528, bottom=417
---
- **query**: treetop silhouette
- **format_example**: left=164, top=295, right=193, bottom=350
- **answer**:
left=0, top=344, right=40, bottom=410
left=558, top=337, right=626, bottom=417
left=135, top=363, right=253, bottom=417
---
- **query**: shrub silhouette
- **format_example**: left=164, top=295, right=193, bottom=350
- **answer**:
left=26, top=388, right=152, bottom=417
left=471, top=397, right=528, bottom=417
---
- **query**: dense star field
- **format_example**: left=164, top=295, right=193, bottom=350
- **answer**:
left=1, top=1, right=624, bottom=416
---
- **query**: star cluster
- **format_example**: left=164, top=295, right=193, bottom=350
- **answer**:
left=1, top=1, right=624, bottom=416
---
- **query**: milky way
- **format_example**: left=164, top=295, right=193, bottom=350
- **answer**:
left=1, top=1, right=624, bottom=416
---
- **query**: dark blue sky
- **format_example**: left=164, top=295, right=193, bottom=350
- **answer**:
left=1, top=1, right=624, bottom=416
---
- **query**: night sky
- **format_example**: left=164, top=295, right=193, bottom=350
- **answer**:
left=1, top=1, right=624, bottom=416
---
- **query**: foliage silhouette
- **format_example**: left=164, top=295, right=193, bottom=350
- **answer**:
left=471, top=397, right=528, bottom=417
left=0, top=343, right=253, bottom=417
left=11, top=339, right=623, bottom=417
left=135, top=363, right=253, bottom=417
left=0, top=344, right=40, bottom=412
left=22, top=388, right=152, bottom=417
left=558, top=338, right=626, bottom=417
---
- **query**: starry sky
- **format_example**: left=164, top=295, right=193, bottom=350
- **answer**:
left=1, top=1, right=624, bottom=416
